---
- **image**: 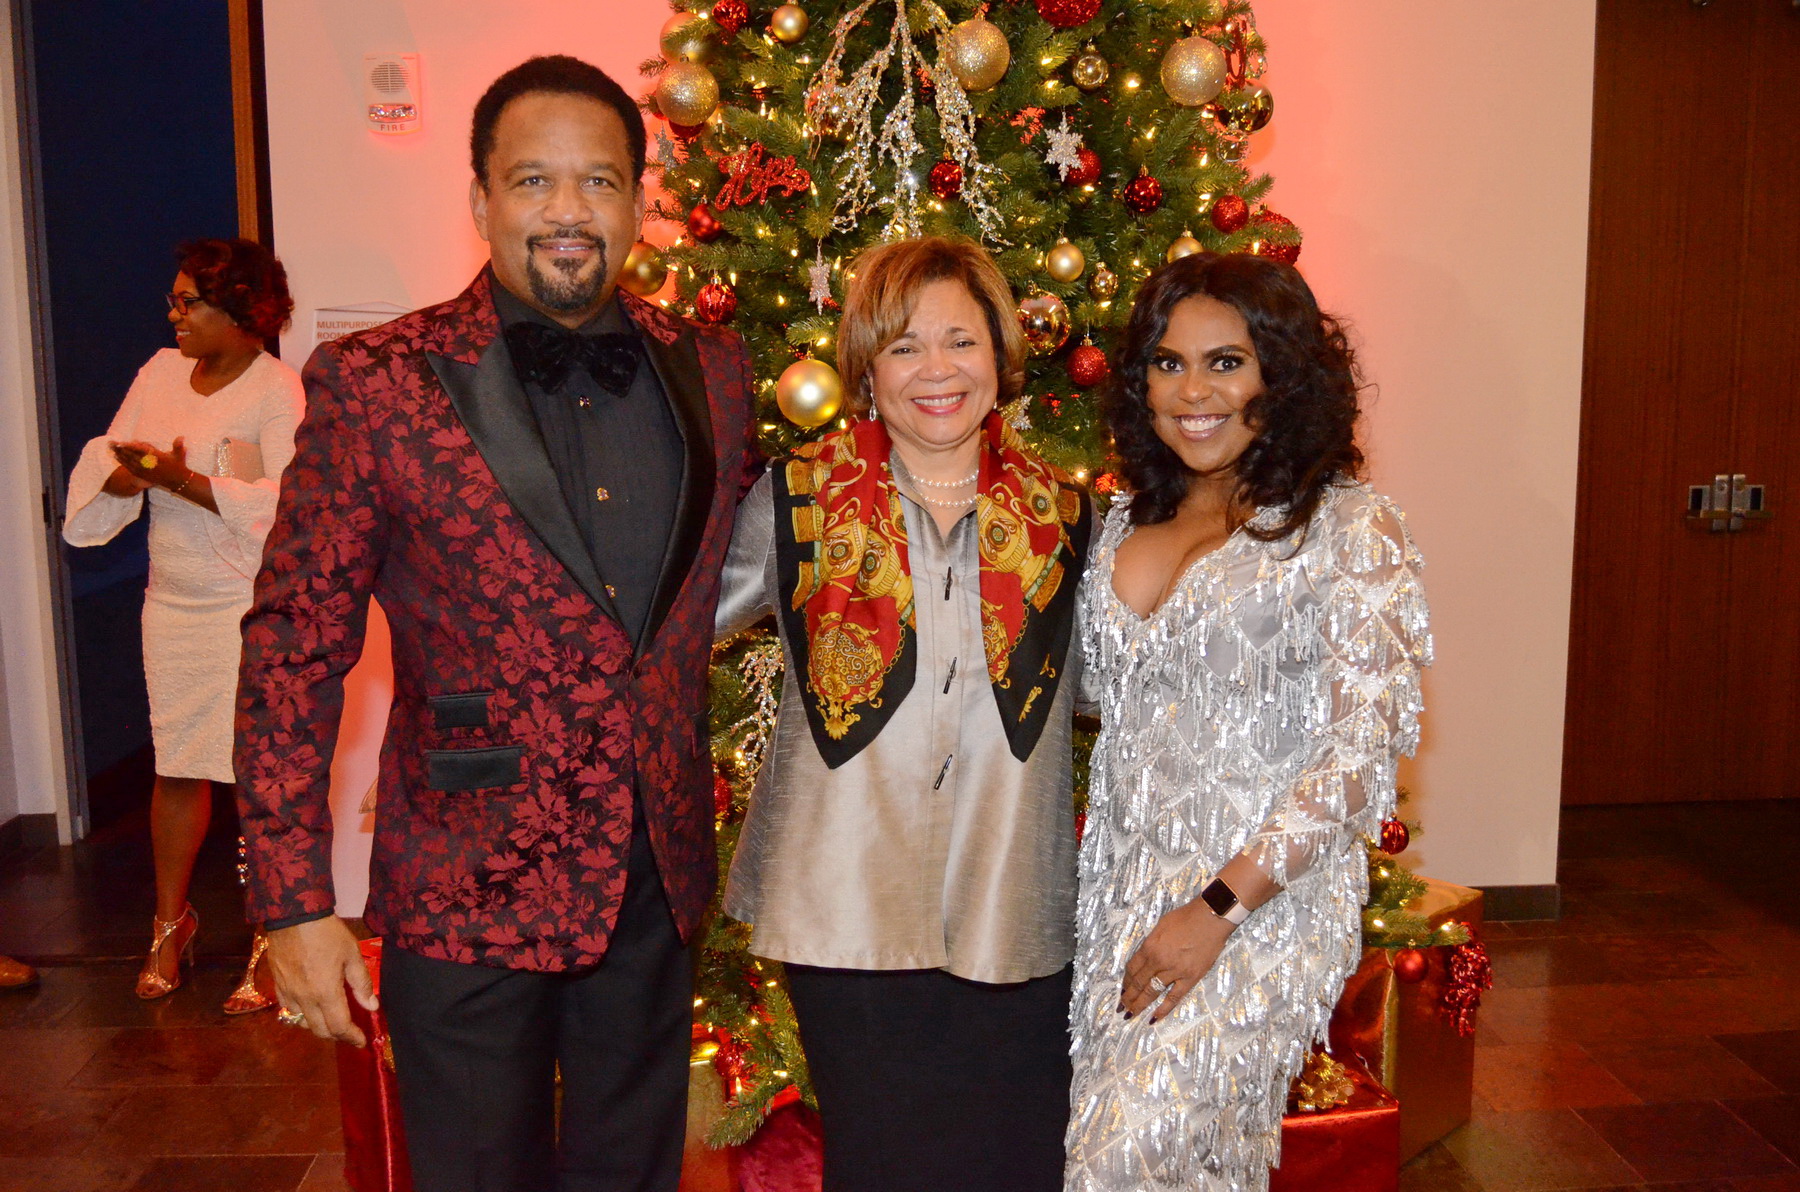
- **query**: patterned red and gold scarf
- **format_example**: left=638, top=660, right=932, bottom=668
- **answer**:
left=772, top=412, right=1092, bottom=769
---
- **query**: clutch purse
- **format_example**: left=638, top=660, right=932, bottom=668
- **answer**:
left=213, top=437, right=265, bottom=481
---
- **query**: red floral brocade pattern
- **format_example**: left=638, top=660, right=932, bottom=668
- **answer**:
left=235, top=273, right=753, bottom=971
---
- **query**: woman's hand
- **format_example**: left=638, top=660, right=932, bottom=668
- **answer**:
left=112, top=437, right=190, bottom=491
left=1120, top=898, right=1235, bottom=1023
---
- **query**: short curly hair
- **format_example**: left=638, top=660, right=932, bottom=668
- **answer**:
left=1105, top=252, right=1364, bottom=541
left=836, top=235, right=1026, bottom=417
left=175, top=238, right=293, bottom=339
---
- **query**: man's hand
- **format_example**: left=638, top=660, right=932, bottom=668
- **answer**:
left=1119, top=898, right=1235, bottom=1023
left=265, top=916, right=378, bottom=1047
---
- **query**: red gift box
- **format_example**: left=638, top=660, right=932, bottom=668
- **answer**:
left=1270, top=1064, right=1400, bottom=1192
left=337, top=937, right=414, bottom=1192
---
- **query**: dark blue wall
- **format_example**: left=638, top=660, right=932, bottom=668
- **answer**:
left=31, top=1, right=239, bottom=780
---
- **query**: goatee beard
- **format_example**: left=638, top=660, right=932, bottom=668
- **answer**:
left=525, top=235, right=609, bottom=313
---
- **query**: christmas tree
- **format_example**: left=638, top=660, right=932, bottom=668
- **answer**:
left=634, top=0, right=1298, bottom=1145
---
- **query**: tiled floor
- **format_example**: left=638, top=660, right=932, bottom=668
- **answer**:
left=2, top=800, right=1796, bottom=1191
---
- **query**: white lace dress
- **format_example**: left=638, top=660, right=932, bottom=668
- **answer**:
left=1066, top=484, right=1431, bottom=1192
left=63, top=349, right=305, bottom=782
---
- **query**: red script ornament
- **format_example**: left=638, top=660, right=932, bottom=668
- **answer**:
left=715, top=143, right=813, bottom=209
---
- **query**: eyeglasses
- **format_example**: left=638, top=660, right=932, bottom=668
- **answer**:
left=164, top=292, right=206, bottom=316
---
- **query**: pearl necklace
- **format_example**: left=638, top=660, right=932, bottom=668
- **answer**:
left=914, top=489, right=977, bottom=509
left=913, top=470, right=979, bottom=489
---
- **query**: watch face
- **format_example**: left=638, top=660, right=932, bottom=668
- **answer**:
left=1200, top=879, right=1238, bottom=918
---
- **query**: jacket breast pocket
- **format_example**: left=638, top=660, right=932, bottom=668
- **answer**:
left=425, top=745, right=524, bottom=793
left=427, top=691, right=492, bottom=731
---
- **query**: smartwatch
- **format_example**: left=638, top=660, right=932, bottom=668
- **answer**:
left=1199, top=877, right=1249, bottom=926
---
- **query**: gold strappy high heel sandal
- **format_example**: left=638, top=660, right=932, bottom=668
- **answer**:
left=134, top=905, right=198, bottom=1000
left=222, top=929, right=274, bottom=1015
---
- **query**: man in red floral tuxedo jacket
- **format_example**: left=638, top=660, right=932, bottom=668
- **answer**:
left=236, top=56, right=753, bottom=1191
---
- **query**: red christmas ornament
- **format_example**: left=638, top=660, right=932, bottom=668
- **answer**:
left=1092, top=472, right=1119, bottom=495
left=1441, top=934, right=1494, bottom=1037
left=687, top=202, right=724, bottom=244
left=928, top=159, right=964, bottom=201
left=1068, top=341, right=1109, bottom=388
left=696, top=278, right=738, bottom=324
left=1252, top=210, right=1302, bottom=264
left=1123, top=169, right=1164, bottom=216
left=1210, top=193, right=1250, bottom=233
left=713, top=770, right=734, bottom=818
left=669, top=120, right=705, bottom=141
left=1075, top=811, right=1087, bottom=843
left=711, top=0, right=748, bottom=37
left=1064, top=146, right=1102, bottom=188
left=1378, top=818, right=1411, bottom=855
left=1034, top=0, right=1102, bottom=29
left=1392, top=947, right=1428, bottom=984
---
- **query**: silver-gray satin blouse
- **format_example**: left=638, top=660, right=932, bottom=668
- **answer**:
left=715, top=462, right=1081, bottom=984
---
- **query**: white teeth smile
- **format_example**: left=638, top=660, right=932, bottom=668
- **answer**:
left=913, top=395, right=964, bottom=408
left=1177, top=413, right=1229, bottom=432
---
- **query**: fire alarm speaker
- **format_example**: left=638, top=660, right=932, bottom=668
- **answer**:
left=364, top=53, right=421, bottom=134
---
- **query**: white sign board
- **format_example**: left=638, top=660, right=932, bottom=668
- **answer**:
left=312, top=302, right=410, bottom=347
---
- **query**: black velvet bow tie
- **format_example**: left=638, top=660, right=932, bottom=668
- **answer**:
left=504, top=322, right=640, bottom=399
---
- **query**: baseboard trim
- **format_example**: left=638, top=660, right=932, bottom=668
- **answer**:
left=0, top=813, right=58, bottom=860
left=1480, top=883, right=1562, bottom=922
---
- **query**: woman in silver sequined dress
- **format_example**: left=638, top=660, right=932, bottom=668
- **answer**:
left=1065, top=253, right=1431, bottom=1191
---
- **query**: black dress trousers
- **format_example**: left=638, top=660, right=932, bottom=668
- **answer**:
left=381, top=815, right=692, bottom=1192
left=785, top=963, right=1074, bottom=1192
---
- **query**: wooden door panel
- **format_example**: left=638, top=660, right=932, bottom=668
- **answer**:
left=1725, top=1, right=1800, bottom=799
left=1563, top=0, right=1751, bottom=803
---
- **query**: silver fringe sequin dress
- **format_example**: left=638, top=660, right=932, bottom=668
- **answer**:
left=1066, top=484, right=1431, bottom=1192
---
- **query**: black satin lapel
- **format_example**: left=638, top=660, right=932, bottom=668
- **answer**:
left=428, top=341, right=622, bottom=626
left=637, top=327, right=716, bottom=652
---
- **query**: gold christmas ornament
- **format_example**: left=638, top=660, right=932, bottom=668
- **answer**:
left=944, top=15, right=1011, bottom=92
left=1016, top=291, right=1071, bottom=356
left=1071, top=46, right=1109, bottom=92
left=1218, top=84, right=1275, bottom=134
left=1166, top=230, right=1203, bottom=262
left=654, top=61, right=720, bottom=127
left=776, top=358, right=844, bottom=428
left=1161, top=35, right=1228, bottom=107
left=618, top=241, right=668, bottom=298
left=1045, top=237, right=1086, bottom=283
left=1087, top=263, right=1119, bottom=302
left=770, top=3, right=810, bottom=43
left=660, top=12, right=715, bottom=64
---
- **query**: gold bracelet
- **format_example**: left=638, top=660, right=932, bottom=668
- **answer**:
left=170, top=471, right=197, bottom=498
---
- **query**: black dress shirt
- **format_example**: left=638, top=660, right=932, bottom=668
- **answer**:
left=491, top=283, right=683, bottom=649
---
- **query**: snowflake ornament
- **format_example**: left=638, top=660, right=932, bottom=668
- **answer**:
left=1044, top=115, right=1085, bottom=181
left=808, top=246, right=833, bottom=312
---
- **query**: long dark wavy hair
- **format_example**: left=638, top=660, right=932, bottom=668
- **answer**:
left=1104, top=252, right=1365, bottom=541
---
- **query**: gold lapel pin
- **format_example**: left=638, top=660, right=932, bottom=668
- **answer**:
left=595, top=486, right=611, bottom=502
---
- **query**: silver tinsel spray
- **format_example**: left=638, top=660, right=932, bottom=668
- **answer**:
left=806, top=0, right=1009, bottom=245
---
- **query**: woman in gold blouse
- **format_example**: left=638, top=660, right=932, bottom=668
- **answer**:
left=716, top=236, right=1093, bottom=1190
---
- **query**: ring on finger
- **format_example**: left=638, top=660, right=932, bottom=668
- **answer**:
left=276, top=1006, right=308, bottom=1028
left=1148, top=976, right=1169, bottom=993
